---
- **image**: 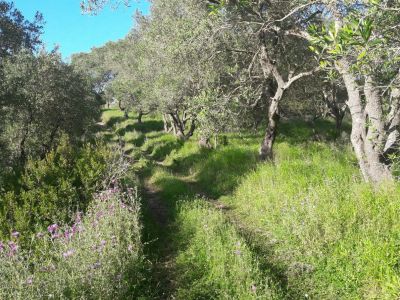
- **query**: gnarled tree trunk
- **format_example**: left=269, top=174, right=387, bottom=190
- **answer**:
left=137, top=110, right=143, bottom=124
left=336, top=59, right=393, bottom=183
left=258, top=43, right=317, bottom=160
left=260, top=94, right=280, bottom=160
left=169, top=111, right=196, bottom=141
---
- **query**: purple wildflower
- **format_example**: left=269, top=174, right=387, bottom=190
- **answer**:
left=92, top=220, right=98, bottom=228
left=51, top=232, right=62, bottom=239
left=96, top=211, right=104, bottom=220
left=234, top=249, right=242, bottom=256
left=128, top=244, right=133, bottom=252
left=64, top=229, right=73, bottom=240
left=99, top=240, right=106, bottom=250
left=8, top=241, right=18, bottom=256
left=26, top=277, right=33, bottom=285
left=63, top=249, right=75, bottom=258
left=71, top=223, right=83, bottom=234
left=0, top=241, right=4, bottom=252
left=11, top=231, right=20, bottom=238
left=74, top=212, right=82, bottom=224
left=47, top=224, right=59, bottom=234
left=251, top=284, right=257, bottom=293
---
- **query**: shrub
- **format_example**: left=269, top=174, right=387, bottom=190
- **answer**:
left=0, top=138, right=129, bottom=243
left=0, top=187, right=146, bottom=299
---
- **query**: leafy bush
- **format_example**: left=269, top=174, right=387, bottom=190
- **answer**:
left=0, top=188, right=145, bottom=299
left=0, top=138, right=129, bottom=243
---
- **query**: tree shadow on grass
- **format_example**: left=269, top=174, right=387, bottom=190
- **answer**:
left=194, top=147, right=258, bottom=198
left=126, top=120, right=164, bottom=134
left=167, top=148, right=212, bottom=175
left=106, top=116, right=126, bottom=128
left=125, top=133, right=146, bottom=147
left=149, top=140, right=185, bottom=162
left=165, top=145, right=258, bottom=199
left=277, top=119, right=351, bottom=144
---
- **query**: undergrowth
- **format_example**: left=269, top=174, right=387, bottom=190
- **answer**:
left=0, top=188, right=147, bottom=299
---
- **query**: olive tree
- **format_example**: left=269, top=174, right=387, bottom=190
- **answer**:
left=307, top=0, right=400, bottom=182
left=1, top=50, right=100, bottom=164
left=209, top=0, right=321, bottom=159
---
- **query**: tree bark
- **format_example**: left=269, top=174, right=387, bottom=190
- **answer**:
left=163, top=114, right=171, bottom=133
left=335, top=115, right=343, bottom=135
left=137, top=110, right=143, bottom=124
left=259, top=96, right=280, bottom=160
left=384, top=74, right=400, bottom=154
left=336, top=59, right=392, bottom=183
left=198, top=135, right=211, bottom=149
left=169, top=112, right=196, bottom=140
left=258, top=43, right=316, bottom=160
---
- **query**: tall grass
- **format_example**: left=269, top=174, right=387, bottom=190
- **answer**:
left=97, top=113, right=400, bottom=299
left=173, top=200, right=282, bottom=299
left=144, top=119, right=400, bottom=298
left=226, top=142, right=400, bottom=299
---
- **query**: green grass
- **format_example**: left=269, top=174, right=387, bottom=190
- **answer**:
left=99, top=110, right=400, bottom=299
left=140, top=117, right=400, bottom=299
left=173, top=200, right=281, bottom=299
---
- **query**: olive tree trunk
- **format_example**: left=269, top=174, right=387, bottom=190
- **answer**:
left=336, top=58, right=394, bottom=183
left=258, top=44, right=317, bottom=160
left=137, top=111, right=143, bottom=124
left=169, top=112, right=196, bottom=141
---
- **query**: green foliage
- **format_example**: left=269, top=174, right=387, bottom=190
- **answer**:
left=0, top=50, right=100, bottom=166
left=0, top=1, right=43, bottom=58
left=0, top=189, right=147, bottom=299
left=0, top=138, right=119, bottom=243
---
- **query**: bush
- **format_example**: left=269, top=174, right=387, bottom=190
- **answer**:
left=0, top=138, right=128, bottom=243
left=0, top=188, right=146, bottom=299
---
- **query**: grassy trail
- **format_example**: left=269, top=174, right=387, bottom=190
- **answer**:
left=141, top=179, right=177, bottom=299
left=100, top=109, right=400, bottom=299
left=100, top=109, right=285, bottom=299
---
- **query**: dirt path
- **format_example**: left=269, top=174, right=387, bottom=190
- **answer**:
left=142, top=180, right=169, bottom=227
left=141, top=179, right=177, bottom=300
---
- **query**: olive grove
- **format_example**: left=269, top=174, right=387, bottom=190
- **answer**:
left=80, top=0, right=400, bottom=184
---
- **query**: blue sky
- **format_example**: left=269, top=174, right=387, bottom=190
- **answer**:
left=13, top=0, right=151, bottom=60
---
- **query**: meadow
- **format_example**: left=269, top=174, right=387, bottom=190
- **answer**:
left=1, top=108, right=399, bottom=299
left=97, top=109, right=400, bottom=299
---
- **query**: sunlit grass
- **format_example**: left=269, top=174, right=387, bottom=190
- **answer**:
left=143, top=117, right=400, bottom=299
left=173, top=200, right=282, bottom=299
left=98, top=110, right=400, bottom=299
